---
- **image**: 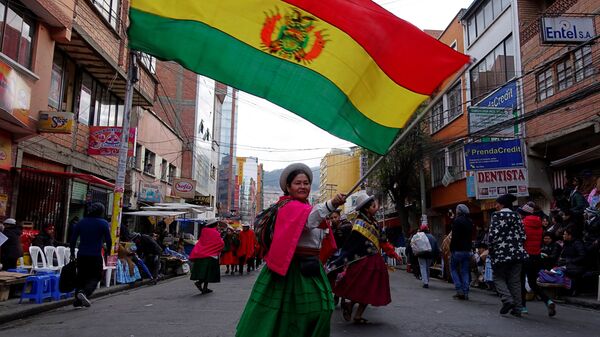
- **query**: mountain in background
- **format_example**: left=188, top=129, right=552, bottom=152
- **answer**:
left=262, top=166, right=320, bottom=191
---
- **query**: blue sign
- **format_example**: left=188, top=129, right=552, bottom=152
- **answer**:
left=477, top=81, right=517, bottom=109
left=464, top=139, right=524, bottom=170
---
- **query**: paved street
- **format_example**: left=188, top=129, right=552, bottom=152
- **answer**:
left=1, top=267, right=599, bottom=337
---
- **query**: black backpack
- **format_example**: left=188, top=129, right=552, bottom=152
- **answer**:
left=254, top=199, right=291, bottom=253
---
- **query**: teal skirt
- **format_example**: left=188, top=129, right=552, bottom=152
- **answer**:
left=190, top=258, right=220, bottom=283
left=236, top=260, right=333, bottom=337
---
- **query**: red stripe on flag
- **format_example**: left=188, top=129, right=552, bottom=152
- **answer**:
left=284, top=0, right=470, bottom=95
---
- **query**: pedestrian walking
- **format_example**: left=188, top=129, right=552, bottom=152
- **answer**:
left=488, top=194, right=528, bottom=317
left=236, top=163, right=346, bottom=337
left=331, top=193, right=401, bottom=324
left=237, top=223, right=256, bottom=274
left=450, top=204, right=473, bottom=300
left=517, top=202, right=556, bottom=316
left=413, top=224, right=440, bottom=289
left=189, top=219, right=224, bottom=294
left=69, top=202, right=112, bottom=307
left=0, top=218, right=22, bottom=270
left=220, top=226, right=238, bottom=274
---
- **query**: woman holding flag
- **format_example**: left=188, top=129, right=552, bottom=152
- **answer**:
left=330, top=193, right=401, bottom=324
left=236, top=163, right=346, bottom=337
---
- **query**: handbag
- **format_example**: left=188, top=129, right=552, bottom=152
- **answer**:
left=298, top=256, right=321, bottom=277
left=59, top=260, right=77, bottom=293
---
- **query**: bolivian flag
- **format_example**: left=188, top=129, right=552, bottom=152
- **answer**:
left=128, top=0, right=469, bottom=154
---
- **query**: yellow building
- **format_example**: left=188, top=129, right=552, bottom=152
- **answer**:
left=319, top=148, right=362, bottom=203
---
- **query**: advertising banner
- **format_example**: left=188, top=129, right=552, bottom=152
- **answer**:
left=464, top=139, right=524, bottom=170
left=0, top=133, right=11, bottom=171
left=470, top=81, right=518, bottom=136
left=88, top=127, right=136, bottom=156
left=173, top=178, right=196, bottom=199
left=0, top=59, right=32, bottom=127
left=138, top=182, right=162, bottom=203
left=38, top=111, right=74, bottom=133
left=542, top=17, right=595, bottom=43
left=475, top=168, right=529, bottom=200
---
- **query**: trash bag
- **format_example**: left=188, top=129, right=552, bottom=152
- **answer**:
left=410, top=232, right=432, bottom=255
left=59, top=260, right=77, bottom=293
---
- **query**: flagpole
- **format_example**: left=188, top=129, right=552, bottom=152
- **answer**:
left=108, top=51, right=138, bottom=262
left=346, top=60, right=474, bottom=196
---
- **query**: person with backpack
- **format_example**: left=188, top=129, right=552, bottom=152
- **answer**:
left=236, top=163, right=346, bottom=337
left=412, top=224, right=440, bottom=289
left=330, top=193, right=401, bottom=325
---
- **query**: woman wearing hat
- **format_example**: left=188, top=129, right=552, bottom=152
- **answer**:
left=236, top=163, right=346, bottom=337
left=330, top=193, right=401, bottom=324
left=220, top=226, right=239, bottom=275
left=189, top=219, right=224, bottom=294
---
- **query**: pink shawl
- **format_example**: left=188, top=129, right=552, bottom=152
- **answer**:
left=189, top=227, right=224, bottom=259
left=264, top=196, right=312, bottom=276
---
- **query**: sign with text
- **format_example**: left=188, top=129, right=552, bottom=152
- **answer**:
left=464, top=139, right=524, bottom=170
left=468, top=106, right=516, bottom=137
left=542, top=17, right=595, bottom=44
left=0, top=60, right=31, bottom=127
left=88, top=127, right=136, bottom=156
left=0, top=133, right=11, bottom=171
left=190, top=195, right=212, bottom=207
left=138, top=182, right=162, bottom=203
left=38, top=111, right=74, bottom=133
left=475, top=168, right=529, bottom=200
left=173, top=178, right=196, bottom=199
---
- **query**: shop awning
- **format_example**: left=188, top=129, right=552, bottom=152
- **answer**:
left=142, top=203, right=211, bottom=213
left=123, top=211, right=187, bottom=217
left=550, top=144, right=600, bottom=168
left=18, top=168, right=114, bottom=188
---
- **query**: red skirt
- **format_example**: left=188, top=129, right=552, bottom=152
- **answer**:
left=333, top=254, right=391, bottom=306
left=220, top=251, right=238, bottom=265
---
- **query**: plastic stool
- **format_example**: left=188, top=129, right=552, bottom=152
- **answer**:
left=49, top=274, right=71, bottom=300
left=7, top=268, right=29, bottom=274
left=20, top=275, right=53, bottom=304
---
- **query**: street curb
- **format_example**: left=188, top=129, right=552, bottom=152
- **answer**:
left=560, top=296, right=600, bottom=310
left=0, top=275, right=186, bottom=325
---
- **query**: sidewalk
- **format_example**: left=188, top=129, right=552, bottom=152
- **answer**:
left=0, top=275, right=185, bottom=325
left=397, top=264, right=600, bottom=311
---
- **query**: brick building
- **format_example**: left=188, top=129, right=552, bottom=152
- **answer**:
left=517, top=0, right=600, bottom=207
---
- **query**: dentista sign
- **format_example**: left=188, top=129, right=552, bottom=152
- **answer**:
left=542, top=17, right=595, bottom=43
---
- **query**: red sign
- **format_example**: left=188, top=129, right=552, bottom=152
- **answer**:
left=88, top=127, right=136, bottom=156
left=173, top=178, right=196, bottom=198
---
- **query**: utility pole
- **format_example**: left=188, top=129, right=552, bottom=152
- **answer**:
left=108, top=52, right=138, bottom=263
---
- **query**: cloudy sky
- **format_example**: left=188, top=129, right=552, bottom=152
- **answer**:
left=236, top=0, right=474, bottom=171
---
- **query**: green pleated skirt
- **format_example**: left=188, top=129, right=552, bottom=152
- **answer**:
left=236, top=260, right=334, bottom=337
left=190, top=258, right=221, bottom=283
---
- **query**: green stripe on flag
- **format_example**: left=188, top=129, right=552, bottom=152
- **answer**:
left=128, top=8, right=399, bottom=154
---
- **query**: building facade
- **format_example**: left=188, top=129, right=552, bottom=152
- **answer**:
left=318, top=148, right=360, bottom=204
left=4, top=0, right=156, bottom=241
left=216, top=87, right=238, bottom=218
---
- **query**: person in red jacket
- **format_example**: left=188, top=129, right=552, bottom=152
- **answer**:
left=518, top=203, right=556, bottom=317
left=237, top=224, right=256, bottom=275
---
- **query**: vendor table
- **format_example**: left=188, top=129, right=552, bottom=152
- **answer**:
left=0, top=271, right=29, bottom=301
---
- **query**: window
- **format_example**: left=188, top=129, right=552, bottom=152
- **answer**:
left=135, top=143, right=143, bottom=169
left=449, top=145, right=465, bottom=180
left=144, top=149, right=155, bottom=175
left=0, top=1, right=35, bottom=68
left=432, top=152, right=446, bottom=187
left=470, top=36, right=515, bottom=102
left=466, top=0, right=511, bottom=45
left=168, top=164, right=176, bottom=184
left=161, top=159, right=168, bottom=181
left=574, top=45, right=593, bottom=82
left=139, top=52, right=156, bottom=74
left=49, top=52, right=64, bottom=109
left=92, top=0, right=120, bottom=30
left=431, top=100, right=444, bottom=133
left=537, top=68, right=554, bottom=101
left=447, top=82, right=462, bottom=120
left=556, top=58, right=573, bottom=91
left=76, top=71, right=123, bottom=126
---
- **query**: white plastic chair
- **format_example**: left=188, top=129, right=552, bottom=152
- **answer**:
left=43, top=246, right=61, bottom=272
left=29, top=246, right=48, bottom=271
left=100, top=255, right=116, bottom=288
left=63, top=249, right=71, bottom=265
left=55, top=246, right=66, bottom=269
